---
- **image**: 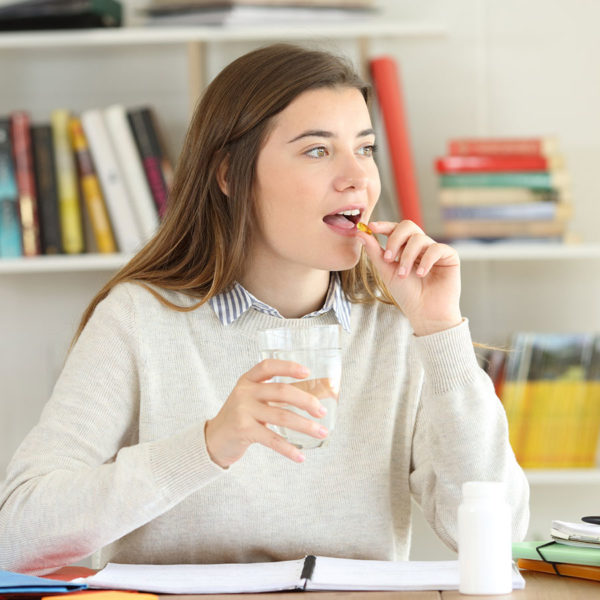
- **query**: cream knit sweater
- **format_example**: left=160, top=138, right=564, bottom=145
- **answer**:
left=0, top=282, right=529, bottom=575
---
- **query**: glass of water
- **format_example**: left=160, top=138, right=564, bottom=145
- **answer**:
left=258, top=325, right=342, bottom=449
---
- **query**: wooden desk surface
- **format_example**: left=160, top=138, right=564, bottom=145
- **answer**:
left=164, top=571, right=599, bottom=599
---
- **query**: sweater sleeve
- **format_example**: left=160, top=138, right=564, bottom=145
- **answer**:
left=408, top=319, right=530, bottom=552
left=0, top=285, right=225, bottom=575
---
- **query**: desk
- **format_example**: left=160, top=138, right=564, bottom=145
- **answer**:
left=165, top=571, right=598, bottom=599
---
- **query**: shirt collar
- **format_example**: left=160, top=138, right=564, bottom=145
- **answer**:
left=209, top=272, right=351, bottom=332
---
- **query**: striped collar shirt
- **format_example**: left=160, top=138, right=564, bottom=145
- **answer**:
left=209, top=273, right=352, bottom=332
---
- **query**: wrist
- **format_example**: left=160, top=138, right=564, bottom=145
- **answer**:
left=411, top=315, right=463, bottom=337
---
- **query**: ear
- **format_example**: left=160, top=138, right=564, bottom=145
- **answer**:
left=216, top=155, right=229, bottom=196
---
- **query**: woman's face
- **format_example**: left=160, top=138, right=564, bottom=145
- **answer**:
left=251, top=86, right=381, bottom=276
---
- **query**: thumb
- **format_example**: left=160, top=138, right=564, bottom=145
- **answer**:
left=356, top=227, right=386, bottom=271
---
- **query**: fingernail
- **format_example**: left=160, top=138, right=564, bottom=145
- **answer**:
left=397, top=265, right=406, bottom=276
left=299, top=366, right=310, bottom=376
left=296, top=453, right=306, bottom=463
left=318, top=427, right=329, bottom=438
left=384, top=250, right=393, bottom=260
left=318, top=405, right=328, bottom=416
left=416, top=267, right=425, bottom=276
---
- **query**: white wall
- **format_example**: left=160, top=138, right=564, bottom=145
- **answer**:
left=2, top=0, right=600, bottom=562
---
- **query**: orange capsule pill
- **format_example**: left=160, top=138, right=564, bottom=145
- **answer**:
left=356, top=222, right=373, bottom=235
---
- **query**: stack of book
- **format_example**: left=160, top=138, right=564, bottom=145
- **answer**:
left=514, top=522, right=600, bottom=583
left=479, top=333, right=600, bottom=469
left=435, top=137, right=573, bottom=243
left=0, top=106, right=173, bottom=258
left=143, top=0, right=378, bottom=27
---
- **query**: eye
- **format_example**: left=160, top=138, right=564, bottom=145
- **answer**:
left=358, top=144, right=377, bottom=157
left=305, top=146, right=328, bottom=158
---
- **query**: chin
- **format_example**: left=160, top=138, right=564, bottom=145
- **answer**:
left=317, top=245, right=362, bottom=272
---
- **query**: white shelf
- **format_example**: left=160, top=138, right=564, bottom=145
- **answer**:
left=0, top=22, right=446, bottom=48
left=454, top=242, right=600, bottom=261
left=525, top=469, right=600, bottom=485
left=0, top=253, right=132, bottom=274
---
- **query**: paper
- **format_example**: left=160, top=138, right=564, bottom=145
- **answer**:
left=0, top=569, right=87, bottom=594
left=552, top=520, right=600, bottom=545
left=76, top=556, right=525, bottom=594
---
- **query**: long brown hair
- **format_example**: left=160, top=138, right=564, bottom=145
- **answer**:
left=73, top=43, right=395, bottom=344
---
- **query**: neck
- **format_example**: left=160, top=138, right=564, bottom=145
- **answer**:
left=240, top=265, right=330, bottom=319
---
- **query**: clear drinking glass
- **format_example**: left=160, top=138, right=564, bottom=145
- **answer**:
left=258, top=325, right=342, bottom=449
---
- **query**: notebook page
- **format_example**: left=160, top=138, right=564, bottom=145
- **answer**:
left=308, top=557, right=525, bottom=591
left=77, top=559, right=305, bottom=594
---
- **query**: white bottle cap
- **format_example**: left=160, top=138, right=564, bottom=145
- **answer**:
left=462, top=481, right=504, bottom=500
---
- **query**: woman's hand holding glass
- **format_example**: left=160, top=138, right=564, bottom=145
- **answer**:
left=357, top=220, right=462, bottom=336
left=204, top=359, right=327, bottom=468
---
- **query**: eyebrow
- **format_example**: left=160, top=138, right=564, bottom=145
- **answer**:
left=287, top=128, right=375, bottom=143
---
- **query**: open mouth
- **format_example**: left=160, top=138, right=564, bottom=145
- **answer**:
left=323, top=208, right=362, bottom=230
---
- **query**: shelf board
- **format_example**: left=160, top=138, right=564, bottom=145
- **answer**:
left=0, top=22, right=446, bottom=49
left=0, top=253, right=132, bottom=274
left=454, top=242, right=600, bottom=261
left=525, top=469, right=600, bottom=485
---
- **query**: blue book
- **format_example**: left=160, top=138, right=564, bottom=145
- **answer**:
left=0, top=569, right=87, bottom=593
left=0, top=118, right=23, bottom=257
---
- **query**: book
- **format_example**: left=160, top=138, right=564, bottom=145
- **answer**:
left=31, top=125, right=62, bottom=254
left=74, top=556, right=525, bottom=594
left=0, top=118, right=22, bottom=257
left=435, top=154, right=564, bottom=174
left=127, top=107, right=171, bottom=219
left=369, top=56, right=422, bottom=227
left=103, top=104, right=159, bottom=241
left=0, top=569, right=87, bottom=594
left=448, top=137, right=559, bottom=157
left=442, top=219, right=568, bottom=240
left=51, top=109, right=85, bottom=255
left=10, top=111, right=42, bottom=256
left=146, top=0, right=376, bottom=9
left=0, top=0, right=122, bottom=30
left=81, top=109, right=143, bottom=253
left=551, top=520, right=600, bottom=547
left=439, top=171, right=569, bottom=190
left=438, top=187, right=562, bottom=207
left=442, top=201, right=572, bottom=222
left=513, top=541, right=600, bottom=567
left=517, top=558, right=600, bottom=582
left=68, top=117, right=117, bottom=253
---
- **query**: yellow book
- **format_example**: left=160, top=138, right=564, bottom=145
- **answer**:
left=51, top=109, right=84, bottom=254
left=68, top=117, right=117, bottom=253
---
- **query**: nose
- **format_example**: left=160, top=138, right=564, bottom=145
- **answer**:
left=333, top=154, right=369, bottom=192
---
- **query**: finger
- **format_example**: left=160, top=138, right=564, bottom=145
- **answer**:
left=255, top=404, right=328, bottom=441
left=380, top=224, right=427, bottom=264
left=255, top=381, right=326, bottom=419
left=415, top=243, right=460, bottom=277
left=245, top=359, right=310, bottom=384
left=395, top=233, right=433, bottom=278
left=367, top=220, right=424, bottom=237
left=254, top=426, right=307, bottom=463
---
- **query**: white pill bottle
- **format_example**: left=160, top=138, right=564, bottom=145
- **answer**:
left=458, top=481, right=513, bottom=595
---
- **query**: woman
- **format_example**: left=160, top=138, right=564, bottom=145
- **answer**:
left=0, top=43, right=529, bottom=575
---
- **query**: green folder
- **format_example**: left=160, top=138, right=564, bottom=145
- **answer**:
left=513, top=541, right=600, bottom=566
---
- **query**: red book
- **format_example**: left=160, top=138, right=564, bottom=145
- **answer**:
left=435, top=154, right=562, bottom=174
left=369, top=56, right=422, bottom=227
left=10, top=110, right=41, bottom=256
left=448, top=137, right=558, bottom=157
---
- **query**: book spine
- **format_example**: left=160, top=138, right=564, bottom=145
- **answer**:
left=81, top=108, right=143, bottom=253
left=51, top=109, right=85, bottom=254
left=127, top=108, right=169, bottom=218
left=31, top=125, right=62, bottom=254
left=0, top=118, right=23, bottom=257
left=103, top=104, right=159, bottom=240
left=68, top=117, right=117, bottom=254
left=442, top=219, right=567, bottom=239
left=448, top=137, right=558, bottom=156
left=435, top=154, right=562, bottom=174
left=442, top=202, right=571, bottom=221
left=439, top=171, right=567, bottom=190
left=145, top=107, right=174, bottom=194
left=10, top=111, right=41, bottom=256
left=438, top=187, right=560, bottom=207
left=369, top=56, right=423, bottom=227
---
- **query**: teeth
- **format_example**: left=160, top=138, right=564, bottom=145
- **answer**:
left=336, top=209, right=360, bottom=216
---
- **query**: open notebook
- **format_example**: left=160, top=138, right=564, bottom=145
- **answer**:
left=75, top=556, right=526, bottom=594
